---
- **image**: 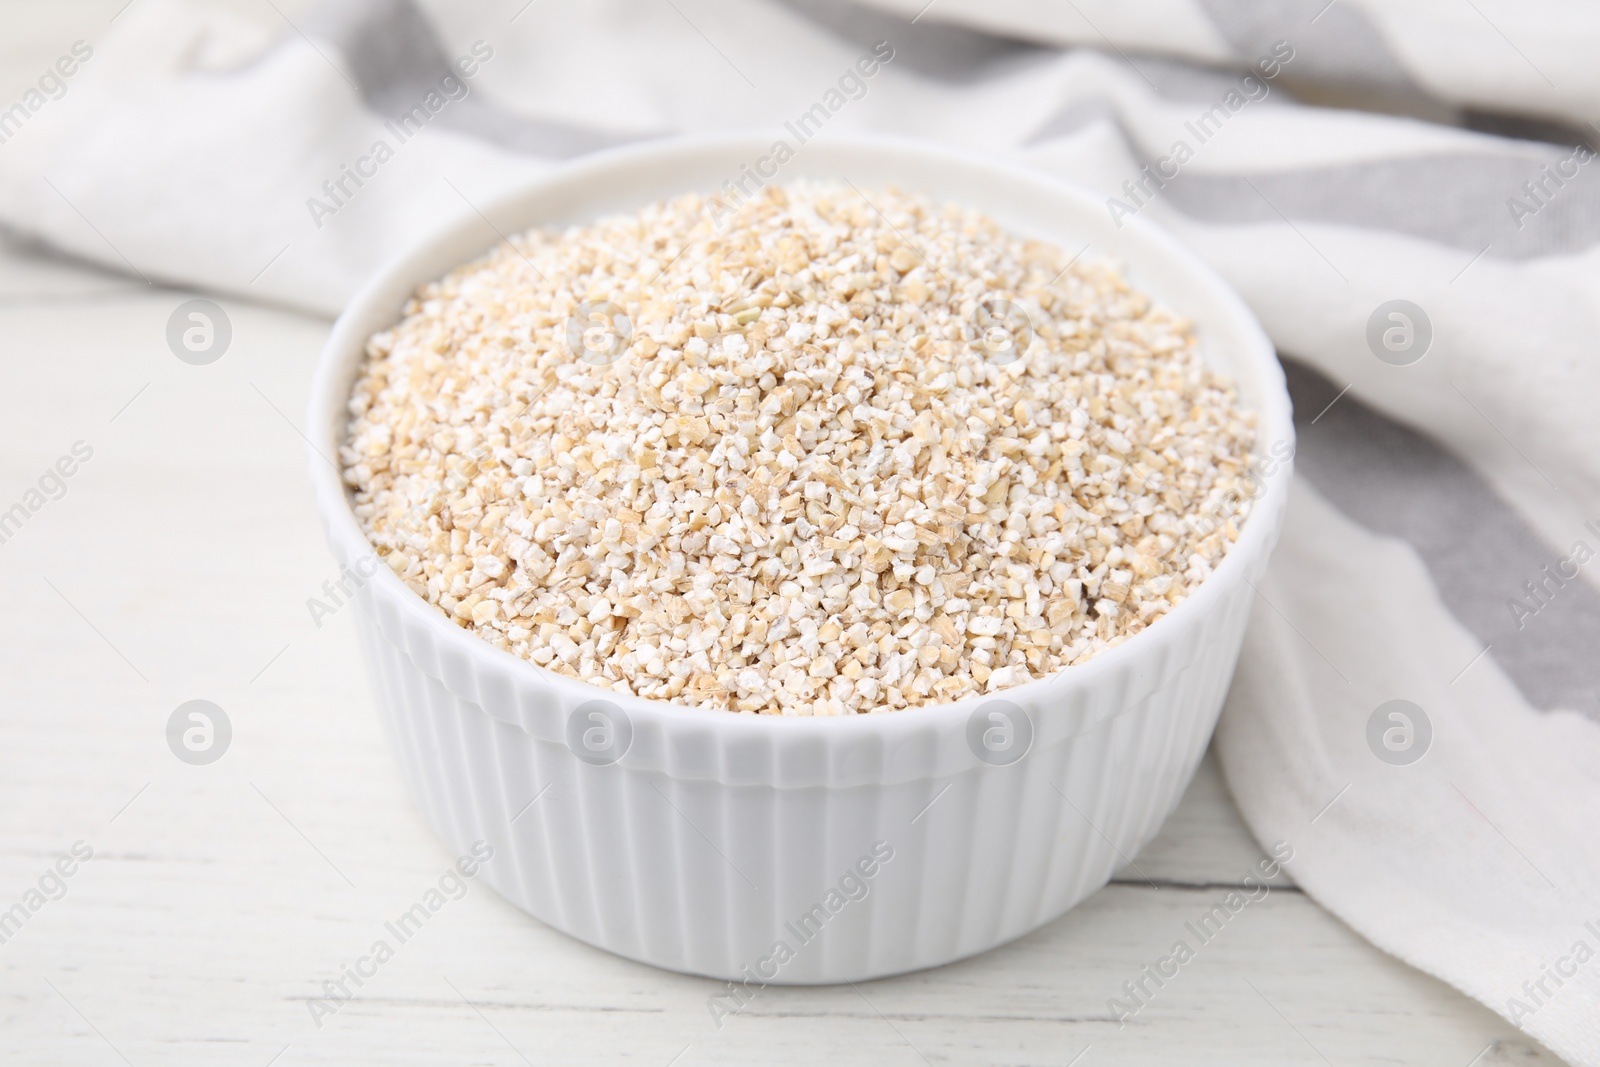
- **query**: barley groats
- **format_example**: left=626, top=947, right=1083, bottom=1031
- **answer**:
left=342, top=182, right=1257, bottom=715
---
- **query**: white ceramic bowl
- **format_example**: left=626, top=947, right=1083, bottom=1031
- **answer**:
left=308, top=135, right=1292, bottom=984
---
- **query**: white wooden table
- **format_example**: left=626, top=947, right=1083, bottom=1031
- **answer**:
left=0, top=6, right=1561, bottom=1065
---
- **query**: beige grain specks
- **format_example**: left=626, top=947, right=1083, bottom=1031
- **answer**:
left=343, top=182, right=1256, bottom=716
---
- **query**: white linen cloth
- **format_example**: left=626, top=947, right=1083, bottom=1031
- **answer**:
left=3, top=0, right=1596, bottom=1060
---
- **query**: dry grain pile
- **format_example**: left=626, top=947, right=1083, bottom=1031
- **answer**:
left=342, top=181, right=1257, bottom=715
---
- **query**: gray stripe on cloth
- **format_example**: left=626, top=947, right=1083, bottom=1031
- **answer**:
left=1165, top=152, right=1600, bottom=258
left=303, top=0, right=647, bottom=159
left=771, top=0, right=1052, bottom=83
left=1283, top=357, right=1600, bottom=719
left=781, top=0, right=1299, bottom=103
left=1025, top=91, right=1600, bottom=258
left=1197, top=0, right=1419, bottom=97
left=1201, top=3, right=1598, bottom=140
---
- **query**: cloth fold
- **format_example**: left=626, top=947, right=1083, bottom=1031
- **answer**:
left=1219, top=481, right=1600, bottom=1065
left=5, top=0, right=1595, bottom=1060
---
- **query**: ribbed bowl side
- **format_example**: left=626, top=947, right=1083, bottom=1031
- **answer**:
left=350, top=560, right=1255, bottom=984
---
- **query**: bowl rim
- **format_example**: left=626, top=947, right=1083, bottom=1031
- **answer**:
left=307, top=131, right=1292, bottom=739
